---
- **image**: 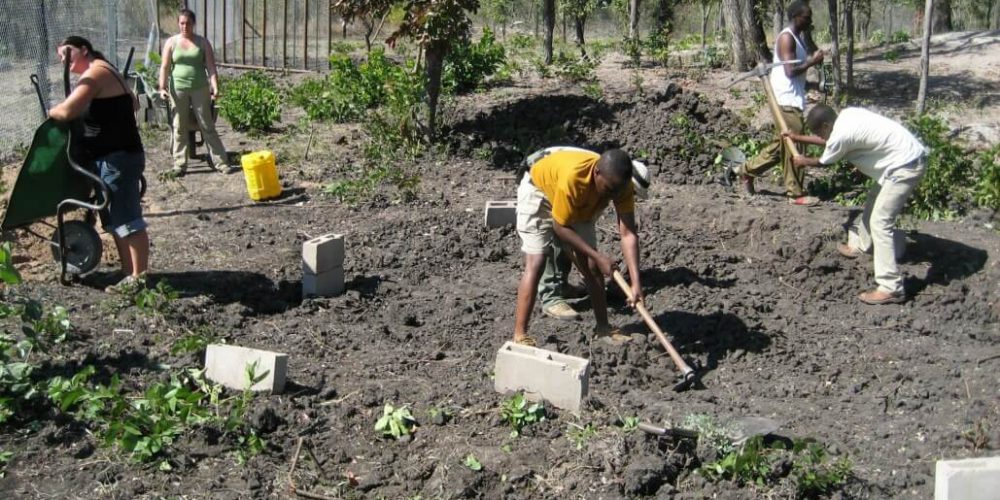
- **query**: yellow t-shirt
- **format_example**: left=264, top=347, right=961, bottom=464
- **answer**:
left=530, top=150, right=635, bottom=226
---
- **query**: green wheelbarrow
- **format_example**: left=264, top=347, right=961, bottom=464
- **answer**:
left=2, top=53, right=143, bottom=284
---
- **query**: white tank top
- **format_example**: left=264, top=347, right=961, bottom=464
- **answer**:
left=769, top=27, right=808, bottom=110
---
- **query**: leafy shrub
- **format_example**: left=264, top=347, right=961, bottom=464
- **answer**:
left=374, top=403, right=417, bottom=439
left=444, top=27, right=507, bottom=93
left=507, top=33, right=535, bottom=50
left=972, top=145, right=1000, bottom=211
left=621, top=36, right=642, bottom=67
left=868, top=29, right=886, bottom=46
left=884, top=47, right=901, bottom=63
left=645, top=28, right=671, bottom=65
left=550, top=52, right=598, bottom=83
left=890, top=30, right=910, bottom=43
left=217, top=72, right=282, bottom=132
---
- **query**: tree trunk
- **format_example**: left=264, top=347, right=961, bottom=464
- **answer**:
left=425, top=46, right=445, bottom=136
left=827, top=0, right=842, bottom=101
left=701, top=2, right=710, bottom=47
left=575, top=16, right=587, bottom=57
left=932, top=0, right=951, bottom=33
left=543, top=0, right=555, bottom=64
left=845, top=0, right=855, bottom=91
left=773, top=0, right=784, bottom=41
left=562, top=12, right=567, bottom=42
left=917, top=0, right=933, bottom=114
left=629, top=0, right=642, bottom=39
left=722, top=0, right=770, bottom=70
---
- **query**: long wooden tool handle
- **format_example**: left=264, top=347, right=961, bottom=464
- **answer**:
left=760, top=75, right=801, bottom=157
left=612, top=271, right=693, bottom=375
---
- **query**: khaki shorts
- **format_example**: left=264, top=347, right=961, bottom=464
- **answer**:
left=516, top=175, right=596, bottom=255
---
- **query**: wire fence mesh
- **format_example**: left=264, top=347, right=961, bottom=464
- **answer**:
left=0, top=0, right=155, bottom=160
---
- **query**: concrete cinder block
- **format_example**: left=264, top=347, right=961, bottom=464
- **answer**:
left=303, top=267, right=345, bottom=297
left=935, top=457, right=1000, bottom=500
left=484, top=200, right=517, bottom=228
left=205, top=344, right=287, bottom=393
left=302, top=233, right=345, bottom=274
left=494, top=341, right=589, bottom=416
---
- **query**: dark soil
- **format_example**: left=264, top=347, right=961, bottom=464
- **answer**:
left=0, top=74, right=997, bottom=499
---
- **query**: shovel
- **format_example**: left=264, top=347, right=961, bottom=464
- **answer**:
left=612, top=271, right=700, bottom=391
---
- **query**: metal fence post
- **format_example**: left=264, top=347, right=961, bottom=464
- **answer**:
left=107, top=0, right=119, bottom=66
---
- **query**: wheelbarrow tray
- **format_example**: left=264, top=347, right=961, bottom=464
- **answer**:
left=1, top=119, right=92, bottom=231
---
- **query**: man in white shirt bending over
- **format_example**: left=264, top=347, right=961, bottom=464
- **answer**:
left=786, top=104, right=928, bottom=305
left=730, top=0, right=825, bottom=206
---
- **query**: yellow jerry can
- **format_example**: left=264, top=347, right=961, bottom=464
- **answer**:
left=240, top=150, right=281, bottom=201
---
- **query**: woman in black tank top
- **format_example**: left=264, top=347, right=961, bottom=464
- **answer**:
left=49, top=36, right=151, bottom=292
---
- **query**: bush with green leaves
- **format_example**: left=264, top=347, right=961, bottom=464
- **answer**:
left=217, top=71, right=282, bottom=132
left=443, top=27, right=506, bottom=93
left=972, top=144, right=1000, bottom=211
left=645, top=28, right=671, bottom=66
left=868, top=29, right=886, bottom=46
left=890, top=30, right=910, bottom=43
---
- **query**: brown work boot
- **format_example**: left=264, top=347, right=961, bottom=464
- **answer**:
left=788, top=195, right=819, bottom=206
left=543, top=302, right=580, bottom=321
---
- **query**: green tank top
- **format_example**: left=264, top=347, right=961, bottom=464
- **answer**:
left=170, top=38, right=209, bottom=90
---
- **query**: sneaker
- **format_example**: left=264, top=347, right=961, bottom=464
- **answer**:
left=105, top=274, right=146, bottom=294
left=788, top=195, right=819, bottom=206
left=858, top=289, right=905, bottom=305
left=543, top=302, right=580, bottom=321
left=836, top=243, right=864, bottom=259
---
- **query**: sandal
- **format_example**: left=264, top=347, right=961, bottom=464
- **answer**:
left=594, top=327, right=632, bottom=343
left=514, top=336, right=537, bottom=347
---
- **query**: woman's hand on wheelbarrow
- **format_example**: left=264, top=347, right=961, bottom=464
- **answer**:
left=158, top=88, right=168, bottom=101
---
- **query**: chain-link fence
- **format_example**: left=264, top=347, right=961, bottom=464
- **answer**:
left=0, top=0, right=156, bottom=160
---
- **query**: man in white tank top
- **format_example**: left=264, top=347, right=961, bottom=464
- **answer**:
left=731, top=1, right=825, bottom=206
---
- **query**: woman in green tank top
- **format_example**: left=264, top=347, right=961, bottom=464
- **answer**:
left=157, top=8, right=233, bottom=175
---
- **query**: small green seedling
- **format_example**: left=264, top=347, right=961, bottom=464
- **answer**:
left=620, top=415, right=639, bottom=433
left=566, top=423, right=598, bottom=450
left=499, top=393, right=545, bottom=438
left=463, top=453, right=482, bottom=471
left=375, top=404, right=418, bottom=439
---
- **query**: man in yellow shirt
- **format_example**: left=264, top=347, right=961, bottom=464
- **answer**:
left=513, top=148, right=644, bottom=346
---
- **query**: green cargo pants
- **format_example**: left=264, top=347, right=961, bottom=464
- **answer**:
left=739, top=106, right=807, bottom=198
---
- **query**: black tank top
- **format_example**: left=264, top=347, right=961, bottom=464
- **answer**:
left=81, top=64, right=143, bottom=159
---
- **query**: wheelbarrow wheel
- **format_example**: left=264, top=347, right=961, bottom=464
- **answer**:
left=51, top=220, right=102, bottom=276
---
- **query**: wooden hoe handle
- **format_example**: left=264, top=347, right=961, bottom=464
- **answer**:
left=611, top=271, right=694, bottom=376
left=760, top=75, right=801, bottom=157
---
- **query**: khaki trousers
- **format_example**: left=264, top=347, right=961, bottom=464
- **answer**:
left=847, top=159, right=926, bottom=294
left=170, top=85, right=227, bottom=169
left=741, top=106, right=807, bottom=197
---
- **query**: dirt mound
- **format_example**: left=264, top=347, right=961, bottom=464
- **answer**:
left=446, top=83, right=752, bottom=184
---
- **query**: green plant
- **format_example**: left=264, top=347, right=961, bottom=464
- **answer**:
left=444, top=27, right=506, bottom=93
left=132, top=52, right=163, bottom=95
left=499, top=393, right=545, bottom=438
left=868, top=29, right=886, bottom=46
left=700, top=434, right=774, bottom=486
left=549, top=52, right=597, bottom=83
left=566, top=422, right=598, bottom=449
left=217, top=72, right=282, bottom=132
left=375, top=403, right=418, bottom=439
left=905, top=114, right=977, bottom=219
left=582, top=81, right=603, bottom=101
left=644, top=28, right=671, bottom=66
left=619, top=415, right=639, bottom=432
left=972, top=145, right=1000, bottom=211
left=884, top=47, right=900, bottom=63
left=170, top=327, right=218, bottom=355
left=621, top=36, right=642, bottom=67
left=134, top=280, right=179, bottom=315
left=792, top=439, right=852, bottom=497
left=890, top=30, right=910, bottom=43
left=0, top=449, right=11, bottom=477
left=463, top=453, right=482, bottom=471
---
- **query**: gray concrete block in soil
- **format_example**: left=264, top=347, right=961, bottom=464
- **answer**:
left=484, top=200, right=516, bottom=228
left=303, top=267, right=346, bottom=297
left=934, top=456, right=1000, bottom=500
left=205, top=344, right=288, bottom=393
left=302, top=233, right=345, bottom=274
left=494, top=341, right=589, bottom=416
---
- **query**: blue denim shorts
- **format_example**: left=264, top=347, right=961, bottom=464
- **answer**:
left=96, top=150, right=147, bottom=238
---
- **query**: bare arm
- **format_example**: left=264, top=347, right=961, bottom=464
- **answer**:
left=617, top=211, right=644, bottom=306
left=158, top=37, right=173, bottom=98
left=792, top=155, right=824, bottom=168
left=779, top=33, right=824, bottom=78
left=783, top=131, right=826, bottom=146
left=552, top=222, right=613, bottom=277
left=49, top=72, right=100, bottom=121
